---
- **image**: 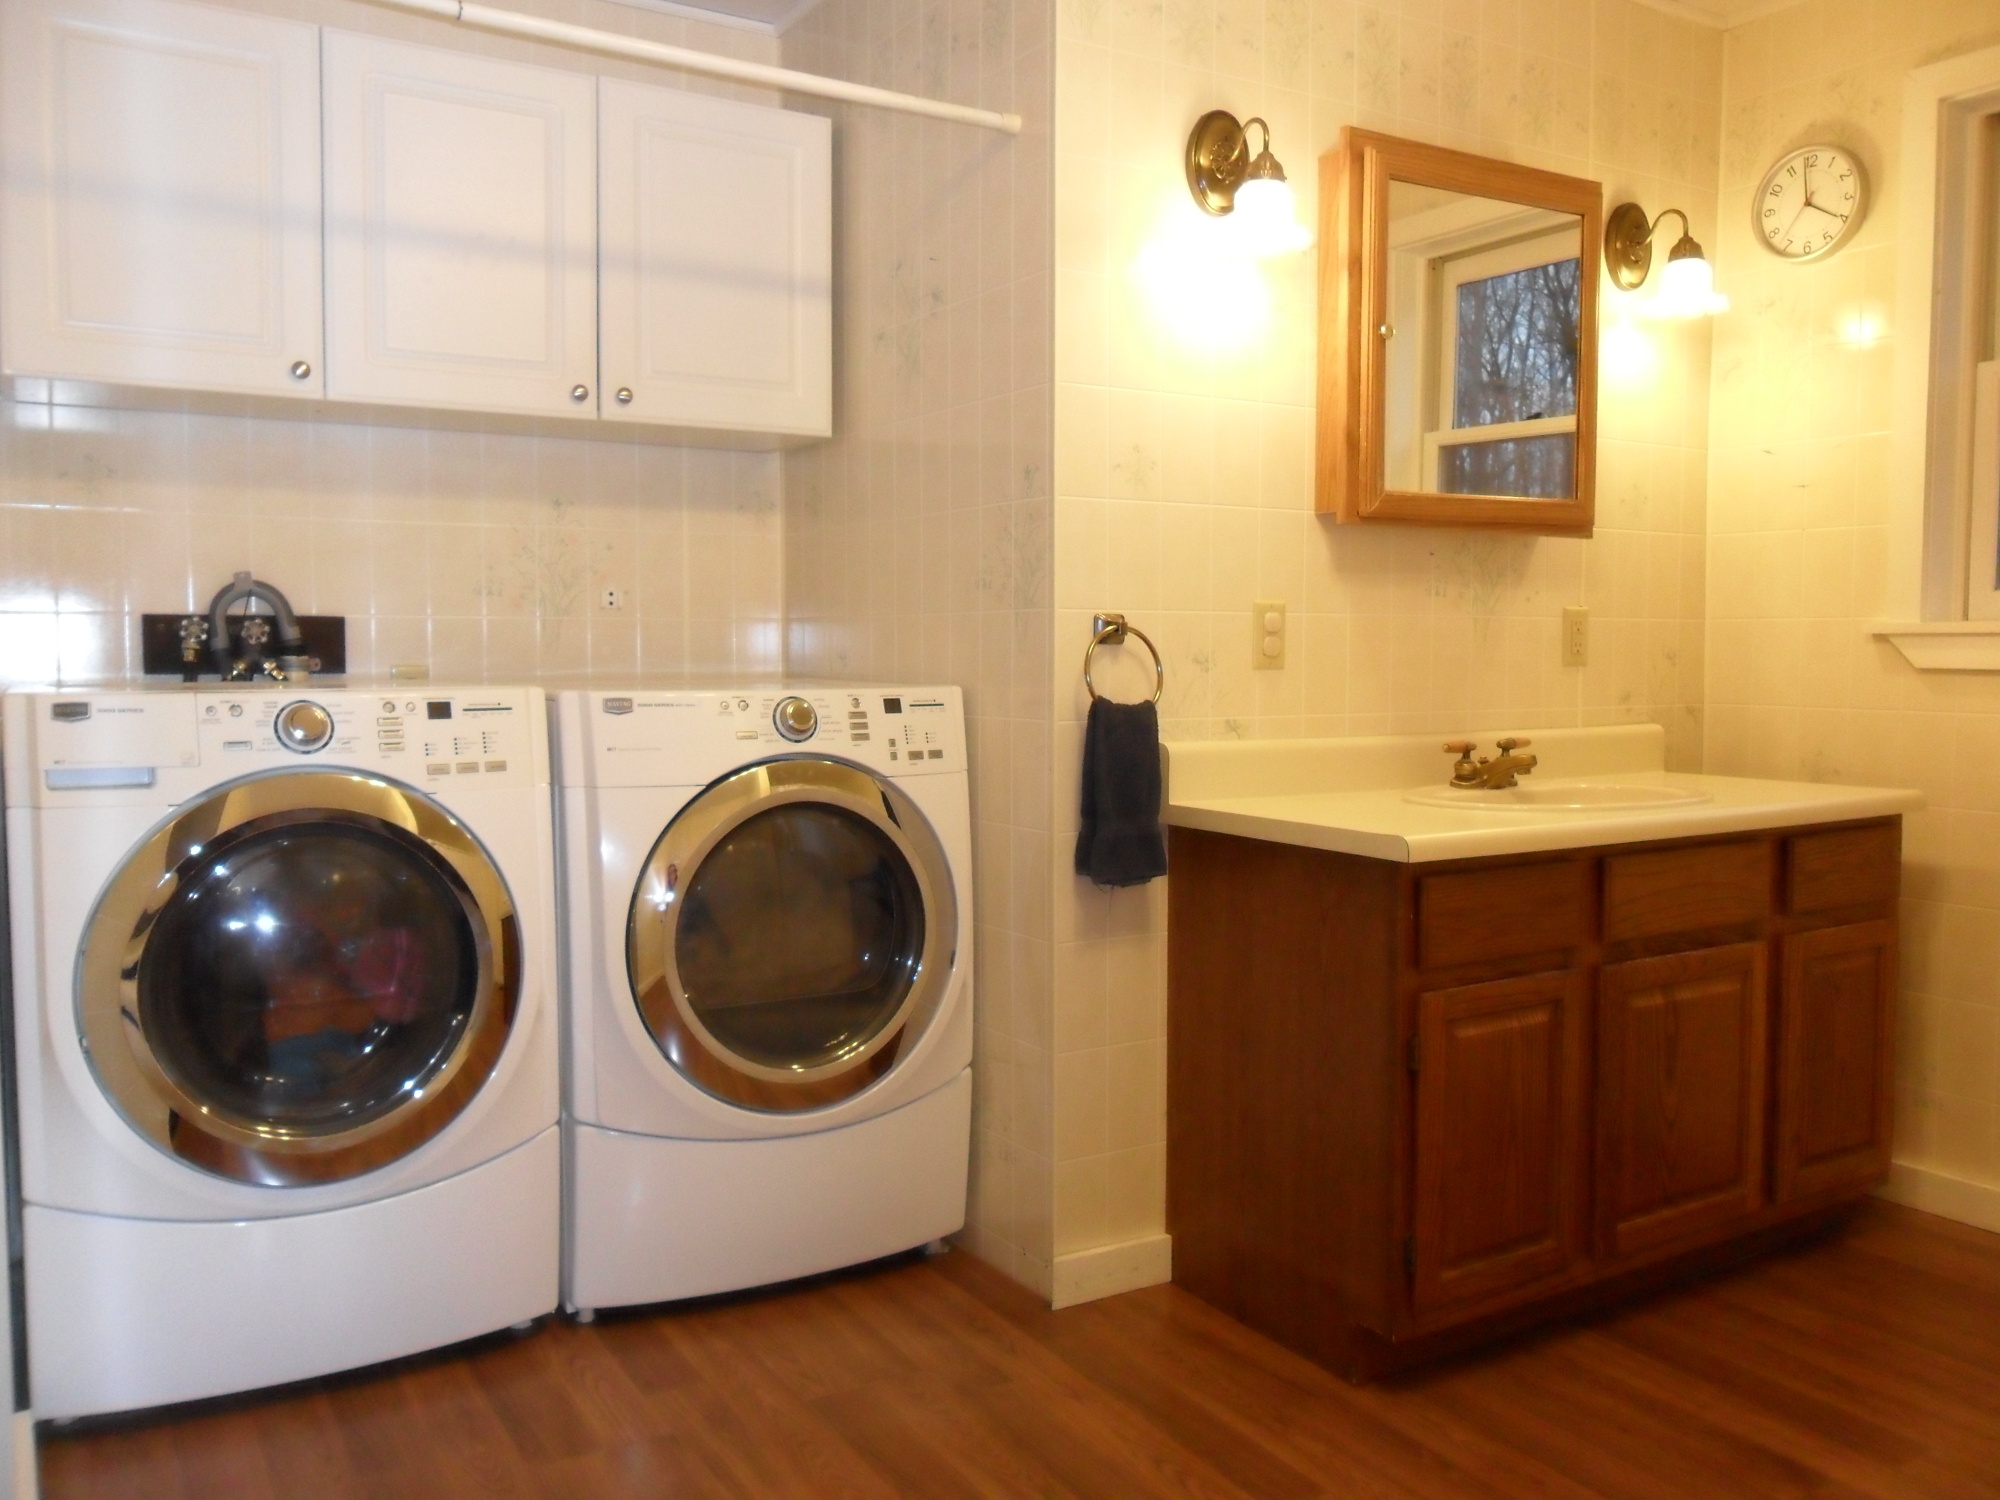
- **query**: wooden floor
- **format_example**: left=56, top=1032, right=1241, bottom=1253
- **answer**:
left=41, top=1200, right=2000, bottom=1499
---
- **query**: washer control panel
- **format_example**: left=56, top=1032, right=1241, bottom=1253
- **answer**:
left=572, top=686, right=963, bottom=787
left=14, top=686, right=544, bottom=801
left=773, top=696, right=818, bottom=742
left=275, top=700, right=334, bottom=753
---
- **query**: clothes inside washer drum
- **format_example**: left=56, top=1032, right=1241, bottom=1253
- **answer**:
left=137, top=818, right=478, bottom=1133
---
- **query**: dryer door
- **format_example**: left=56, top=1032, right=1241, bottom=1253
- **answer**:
left=78, top=771, right=521, bottom=1185
left=627, top=759, right=958, bottom=1112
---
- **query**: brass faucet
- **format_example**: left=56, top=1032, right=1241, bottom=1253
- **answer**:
left=1443, top=737, right=1538, bottom=790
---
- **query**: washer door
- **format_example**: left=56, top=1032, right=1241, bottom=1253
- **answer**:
left=78, top=771, right=521, bottom=1186
left=627, top=759, right=957, bottom=1112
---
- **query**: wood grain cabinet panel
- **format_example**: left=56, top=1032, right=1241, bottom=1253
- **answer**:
left=1412, top=970, right=1585, bottom=1315
left=1602, top=840, right=1770, bottom=943
left=1417, top=860, right=1587, bottom=970
left=1595, top=944, right=1767, bottom=1258
left=1775, top=920, right=1897, bottom=1203
left=1166, top=816, right=1901, bottom=1380
left=1787, top=824, right=1900, bottom=914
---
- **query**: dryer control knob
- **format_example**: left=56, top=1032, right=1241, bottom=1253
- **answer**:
left=276, top=699, right=334, bottom=753
left=773, top=696, right=818, bottom=742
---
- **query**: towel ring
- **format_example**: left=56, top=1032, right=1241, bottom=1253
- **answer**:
left=1084, top=612, right=1164, bottom=705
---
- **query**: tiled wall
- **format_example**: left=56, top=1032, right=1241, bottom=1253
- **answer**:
left=1046, top=0, right=1722, bottom=1282
left=1705, top=5, right=2000, bottom=1219
left=0, top=405, right=782, bottom=683
left=0, top=0, right=789, bottom=690
left=781, top=0, right=1058, bottom=1290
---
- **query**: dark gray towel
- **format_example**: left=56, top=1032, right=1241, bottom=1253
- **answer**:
left=1074, top=697, right=1167, bottom=887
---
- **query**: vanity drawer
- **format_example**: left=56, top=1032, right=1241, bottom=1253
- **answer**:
left=1602, top=839, right=1771, bottom=943
left=1418, top=860, right=1589, bottom=970
left=1787, top=823, right=1900, bottom=914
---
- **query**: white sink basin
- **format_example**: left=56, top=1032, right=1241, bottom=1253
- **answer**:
left=1403, top=779, right=1715, bottom=812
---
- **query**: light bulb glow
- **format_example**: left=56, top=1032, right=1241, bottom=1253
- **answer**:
left=1835, top=303, right=1886, bottom=347
left=1228, top=177, right=1312, bottom=257
left=1133, top=200, right=1271, bottom=352
left=1644, top=253, right=1729, bottom=319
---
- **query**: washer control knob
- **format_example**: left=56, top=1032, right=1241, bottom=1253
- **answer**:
left=773, top=696, right=817, bottom=742
left=276, top=700, right=334, bottom=753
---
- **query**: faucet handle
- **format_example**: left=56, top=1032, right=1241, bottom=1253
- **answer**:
left=1495, top=736, right=1532, bottom=753
left=1442, top=740, right=1476, bottom=755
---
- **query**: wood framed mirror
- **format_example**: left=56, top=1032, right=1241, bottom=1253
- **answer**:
left=1317, top=129, right=1602, bottom=536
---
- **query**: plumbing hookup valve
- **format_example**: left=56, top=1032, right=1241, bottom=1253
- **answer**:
left=207, top=571, right=312, bottom=682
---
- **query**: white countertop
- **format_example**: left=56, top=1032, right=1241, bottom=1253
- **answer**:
left=1161, top=725, right=1922, bottom=864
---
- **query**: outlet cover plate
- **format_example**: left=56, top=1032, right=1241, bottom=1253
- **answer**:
left=1253, top=599, right=1286, bottom=670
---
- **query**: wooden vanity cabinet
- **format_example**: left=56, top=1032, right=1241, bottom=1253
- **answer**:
left=1166, top=816, right=1901, bottom=1378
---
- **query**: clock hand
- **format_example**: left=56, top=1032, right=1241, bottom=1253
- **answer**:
left=1778, top=200, right=1811, bottom=244
left=1803, top=158, right=1815, bottom=207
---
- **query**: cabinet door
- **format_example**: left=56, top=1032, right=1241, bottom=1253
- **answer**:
left=1775, top=921, right=1896, bottom=1202
left=599, top=79, right=830, bottom=437
left=1596, top=943, right=1767, bottom=1259
left=0, top=0, right=322, bottom=396
left=1412, top=970, right=1585, bottom=1316
left=322, top=32, right=596, bottom=418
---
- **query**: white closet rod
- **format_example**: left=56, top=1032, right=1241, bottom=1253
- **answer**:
left=370, top=0, right=1024, bottom=134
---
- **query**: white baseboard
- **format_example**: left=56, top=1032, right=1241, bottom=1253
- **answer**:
left=1878, top=1161, right=2000, bottom=1234
left=13, top=1411, right=35, bottom=1500
left=1050, top=1234, right=1172, bottom=1309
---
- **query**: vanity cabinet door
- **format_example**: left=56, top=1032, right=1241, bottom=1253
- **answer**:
left=0, top=0, right=323, bottom=397
left=1774, top=920, right=1896, bottom=1203
left=1595, top=943, right=1768, bottom=1259
left=1411, top=969, right=1586, bottom=1317
left=321, top=32, right=598, bottom=418
left=598, top=79, right=830, bottom=437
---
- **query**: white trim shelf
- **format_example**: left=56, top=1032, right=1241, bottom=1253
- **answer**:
left=1873, top=621, right=2000, bottom=671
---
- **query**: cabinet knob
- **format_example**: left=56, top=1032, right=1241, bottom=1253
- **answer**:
left=290, top=360, right=312, bottom=380
left=570, top=384, right=590, bottom=403
left=615, top=387, right=634, bottom=405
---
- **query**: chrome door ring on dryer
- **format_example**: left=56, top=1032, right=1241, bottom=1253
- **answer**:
left=77, top=769, right=522, bottom=1186
left=627, top=757, right=957, bottom=1113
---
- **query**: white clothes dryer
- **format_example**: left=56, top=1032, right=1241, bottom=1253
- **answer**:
left=2, top=685, right=560, bottom=1419
left=553, top=685, right=972, bottom=1315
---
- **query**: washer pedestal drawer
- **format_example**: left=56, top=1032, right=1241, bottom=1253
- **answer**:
left=26, top=1127, right=559, bottom=1420
left=565, top=1068, right=970, bottom=1312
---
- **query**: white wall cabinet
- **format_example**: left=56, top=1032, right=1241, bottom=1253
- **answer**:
left=2, top=8, right=831, bottom=444
left=599, top=79, right=831, bottom=438
left=321, top=33, right=599, bottom=420
left=0, top=0, right=324, bottom=399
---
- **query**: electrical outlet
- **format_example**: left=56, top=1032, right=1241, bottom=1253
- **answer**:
left=600, top=587, right=622, bottom=612
left=1253, top=600, right=1286, bottom=670
left=1562, top=605, right=1589, bottom=666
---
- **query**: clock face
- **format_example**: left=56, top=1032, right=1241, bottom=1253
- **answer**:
left=1755, top=145, right=1866, bottom=261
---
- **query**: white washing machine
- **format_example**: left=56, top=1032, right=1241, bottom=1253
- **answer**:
left=553, top=685, right=972, bottom=1315
left=2, top=684, right=560, bottom=1419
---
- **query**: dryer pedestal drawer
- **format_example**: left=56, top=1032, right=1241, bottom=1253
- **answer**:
left=565, top=1069, right=970, bottom=1312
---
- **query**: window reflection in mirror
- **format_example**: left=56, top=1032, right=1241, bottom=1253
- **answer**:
left=1382, top=182, right=1583, bottom=501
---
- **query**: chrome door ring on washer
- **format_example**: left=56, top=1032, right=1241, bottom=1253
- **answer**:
left=627, top=758, right=957, bottom=1112
left=77, top=770, right=521, bottom=1186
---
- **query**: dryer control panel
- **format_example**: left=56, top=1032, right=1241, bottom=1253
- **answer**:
left=561, top=686, right=964, bottom=789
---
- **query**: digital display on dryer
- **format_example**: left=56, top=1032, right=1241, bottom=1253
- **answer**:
left=882, top=697, right=902, bottom=714
left=426, top=701, right=452, bottom=719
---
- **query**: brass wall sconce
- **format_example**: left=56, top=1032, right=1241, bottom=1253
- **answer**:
left=1603, top=202, right=1727, bottom=317
left=1184, top=110, right=1310, bottom=255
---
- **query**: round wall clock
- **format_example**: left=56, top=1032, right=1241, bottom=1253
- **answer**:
left=1754, top=144, right=1867, bottom=262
